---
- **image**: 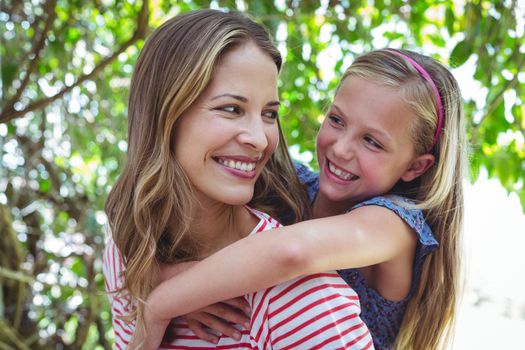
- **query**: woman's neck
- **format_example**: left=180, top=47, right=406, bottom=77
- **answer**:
left=188, top=202, right=259, bottom=258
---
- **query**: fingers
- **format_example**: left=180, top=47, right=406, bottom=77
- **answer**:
left=185, top=312, right=243, bottom=342
left=186, top=318, right=219, bottom=344
left=222, top=297, right=251, bottom=315
left=182, top=298, right=252, bottom=343
left=205, top=302, right=250, bottom=329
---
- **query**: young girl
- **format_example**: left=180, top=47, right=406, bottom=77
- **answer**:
left=102, top=9, right=373, bottom=350
left=143, top=48, right=467, bottom=350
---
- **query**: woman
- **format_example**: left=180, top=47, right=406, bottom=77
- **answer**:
left=102, top=9, right=373, bottom=349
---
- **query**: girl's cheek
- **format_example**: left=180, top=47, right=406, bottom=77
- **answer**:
left=316, top=127, right=333, bottom=153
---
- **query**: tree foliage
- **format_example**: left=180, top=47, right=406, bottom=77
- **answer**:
left=0, top=0, right=523, bottom=348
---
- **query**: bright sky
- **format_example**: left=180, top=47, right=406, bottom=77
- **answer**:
left=456, top=172, right=525, bottom=349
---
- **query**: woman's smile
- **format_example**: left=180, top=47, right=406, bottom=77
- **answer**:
left=214, top=155, right=262, bottom=179
left=173, top=41, right=280, bottom=206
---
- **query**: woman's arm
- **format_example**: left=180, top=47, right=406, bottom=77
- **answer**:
left=144, top=205, right=416, bottom=324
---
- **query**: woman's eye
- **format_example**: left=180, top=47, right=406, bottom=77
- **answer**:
left=219, top=105, right=241, bottom=114
left=263, top=110, right=279, bottom=120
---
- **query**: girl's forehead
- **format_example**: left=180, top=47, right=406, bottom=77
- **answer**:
left=335, top=76, right=406, bottom=113
left=332, top=76, right=417, bottom=145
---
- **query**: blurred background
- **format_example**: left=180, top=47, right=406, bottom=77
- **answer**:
left=1, top=0, right=523, bottom=348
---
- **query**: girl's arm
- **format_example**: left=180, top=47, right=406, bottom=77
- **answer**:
left=162, top=261, right=251, bottom=343
left=144, top=204, right=416, bottom=324
left=132, top=261, right=250, bottom=347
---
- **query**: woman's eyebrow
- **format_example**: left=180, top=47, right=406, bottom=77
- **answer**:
left=211, top=94, right=280, bottom=108
left=210, top=93, right=247, bottom=102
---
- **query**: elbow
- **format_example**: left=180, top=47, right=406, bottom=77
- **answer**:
left=273, top=241, right=313, bottom=276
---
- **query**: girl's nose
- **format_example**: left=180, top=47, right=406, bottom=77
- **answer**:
left=332, top=137, right=354, bottom=161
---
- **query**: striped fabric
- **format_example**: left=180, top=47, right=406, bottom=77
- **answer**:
left=103, top=208, right=374, bottom=349
left=103, top=238, right=135, bottom=350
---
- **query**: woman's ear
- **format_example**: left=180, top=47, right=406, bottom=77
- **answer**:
left=401, top=154, right=435, bottom=182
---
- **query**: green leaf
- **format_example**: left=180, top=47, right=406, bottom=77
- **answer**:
left=450, top=40, right=472, bottom=67
left=71, top=257, right=85, bottom=276
left=445, top=5, right=455, bottom=36
left=66, top=27, right=81, bottom=43
left=1, top=62, right=18, bottom=87
left=39, top=178, right=51, bottom=193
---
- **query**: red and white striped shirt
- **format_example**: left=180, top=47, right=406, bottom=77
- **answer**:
left=103, top=207, right=374, bottom=349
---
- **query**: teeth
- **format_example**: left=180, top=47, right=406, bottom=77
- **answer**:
left=328, top=161, right=353, bottom=180
left=218, top=159, right=256, bottom=172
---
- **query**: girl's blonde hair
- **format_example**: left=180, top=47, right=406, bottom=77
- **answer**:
left=342, top=49, right=466, bottom=350
left=104, top=9, right=309, bottom=328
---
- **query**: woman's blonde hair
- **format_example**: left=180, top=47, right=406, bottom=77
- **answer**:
left=342, top=49, right=467, bottom=350
left=105, top=8, right=309, bottom=328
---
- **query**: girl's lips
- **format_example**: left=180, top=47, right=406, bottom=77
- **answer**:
left=324, top=160, right=358, bottom=184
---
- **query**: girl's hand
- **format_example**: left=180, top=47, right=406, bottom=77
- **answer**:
left=184, top=297, right=251, bottom=343
left=140, top=309, right=172, bottom=350
left=135, top=263, right=196, bottom=350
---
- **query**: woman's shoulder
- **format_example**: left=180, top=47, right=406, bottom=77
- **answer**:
left=351, top=195, right=438, bottom=250
left=102, top=236, right=126, bottom=290
left=103, top=236, right=120, bottom=265
left=244, top=206, right=282, bottom=234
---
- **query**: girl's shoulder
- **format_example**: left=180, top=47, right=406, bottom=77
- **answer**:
left=293, top=162, right=319, bottom=202
left=351, top=195, right=438, bottom=252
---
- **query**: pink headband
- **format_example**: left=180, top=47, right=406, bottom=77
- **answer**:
left=392, top=51, right=443, bottom=152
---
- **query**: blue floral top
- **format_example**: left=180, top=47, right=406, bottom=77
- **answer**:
left=295, top=163, right=438, bottom=349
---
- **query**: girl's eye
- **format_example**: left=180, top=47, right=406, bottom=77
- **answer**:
left=328, top=115, right=344, bottom=127
left=364, top=136, right=383, bottom=149
left=263, top=110, right=279, bottom=121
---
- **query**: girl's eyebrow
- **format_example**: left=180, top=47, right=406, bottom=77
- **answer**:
left=332, top=104, right=392, bottom=142
left=211, top=93, right=280, bottom=107
left=332, top=104, right=348, bottom=118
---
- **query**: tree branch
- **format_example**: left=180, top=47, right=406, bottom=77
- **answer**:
left=3, top=0, right=57, bottom=112
left=0, top=320, right=30, bottom=350
left=72, top=250, right=104, bottom=348
left=0, top=264, right=98, bottom=295
left=0, top=0, right=150, bottom=124
left=482, top=53, right=524, bottom=122
left=95, top=316, right=111, bottom=350
left=15, top=132, right=83, bottom=219
left=0, top=267, right=33, bottom=284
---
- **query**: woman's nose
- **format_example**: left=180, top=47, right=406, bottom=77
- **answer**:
left=238, top=117, right=269, bottom=151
